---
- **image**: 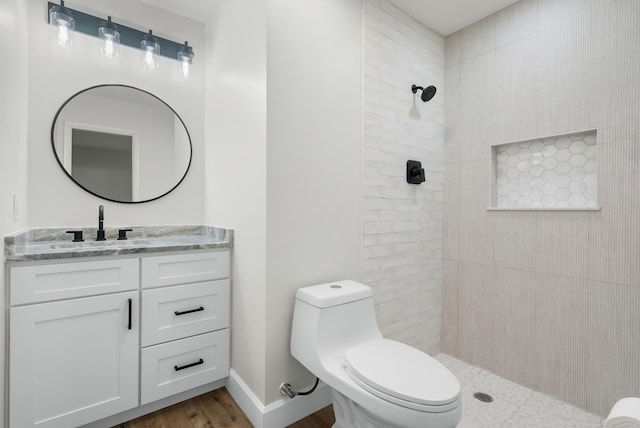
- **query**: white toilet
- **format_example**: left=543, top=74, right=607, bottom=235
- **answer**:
left=291, top=280, right=462, bottom=428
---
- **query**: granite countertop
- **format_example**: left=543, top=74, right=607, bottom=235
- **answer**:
left=5, top=225, right=233, bottom=261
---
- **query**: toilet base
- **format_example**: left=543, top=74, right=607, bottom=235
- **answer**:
left=331, top=389, right=399, bottom=428
left=329, top=388, right=462, bottom=428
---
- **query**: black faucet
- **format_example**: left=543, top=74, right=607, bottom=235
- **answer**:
left=96, top=205, right=106, bottom=241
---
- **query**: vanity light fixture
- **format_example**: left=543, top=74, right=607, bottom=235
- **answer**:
left=177, top=42, right=194, bottom=77
left=141, top=30, right=160, bottom=70
left=48, top=0, right=75, bottom=47
left=47, top=2, right=195, bottom=73
left=98, top=16, right=120, bottom=58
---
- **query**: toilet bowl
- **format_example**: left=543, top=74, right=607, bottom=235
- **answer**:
left=290, top=280, right=462, bottom=428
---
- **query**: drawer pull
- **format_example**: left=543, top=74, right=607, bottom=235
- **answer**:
left=174, top=358, right=204, bottom=371
left=174, top=306, right=205, bottom=316
left=128, top=298, right=132, bottom=330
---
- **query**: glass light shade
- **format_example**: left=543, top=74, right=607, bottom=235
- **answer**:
left=141, top=30, right=160, bottom=70
left=49, top=2, right=75, bottom=46
left=177, top=42, right=194, bottom=77
left=98, top=17, right=120, bottom=58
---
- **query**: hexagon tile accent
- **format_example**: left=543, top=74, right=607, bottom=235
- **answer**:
left=494, top=131, right=597, bottom=208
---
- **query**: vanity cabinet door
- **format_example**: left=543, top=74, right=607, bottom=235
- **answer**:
left=9, top=291, right=139, bottom=428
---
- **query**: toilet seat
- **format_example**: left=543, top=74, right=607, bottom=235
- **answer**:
left=345, top=339, right=460, bottom=413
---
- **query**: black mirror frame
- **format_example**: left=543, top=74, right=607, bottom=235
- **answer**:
left=50, top=84, right=193, bottom=204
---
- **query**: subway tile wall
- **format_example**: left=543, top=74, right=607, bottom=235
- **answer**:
left=443, top=0, right=640, bottom=418
left=363, top=0, right=445, bottom=354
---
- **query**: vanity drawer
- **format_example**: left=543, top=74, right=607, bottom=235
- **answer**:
left=141, top=329, right=229, bottom=405
left=141, top=279, right=230, bottom=346
left=10, top=258, right=139, bottom=305
left=141, top=250, right=230, bottom=289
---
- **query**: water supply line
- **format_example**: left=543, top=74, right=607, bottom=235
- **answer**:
left=279, top=378, right=320, bottom=399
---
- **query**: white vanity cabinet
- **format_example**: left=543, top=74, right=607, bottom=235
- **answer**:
left=8, top=259, right=140, bottom=428
left=7, top=249, right=231, bottom=428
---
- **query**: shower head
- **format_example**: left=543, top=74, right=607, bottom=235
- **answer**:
left=411, top=84, right=437, bottom=102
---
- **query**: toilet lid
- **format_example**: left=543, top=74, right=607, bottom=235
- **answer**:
left=345, top=339, right=460, bottom=407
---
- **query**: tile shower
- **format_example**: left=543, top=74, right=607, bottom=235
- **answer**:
left=364, top=0, right=640, bottom=423
left=443, top=0, right=640, bottom=419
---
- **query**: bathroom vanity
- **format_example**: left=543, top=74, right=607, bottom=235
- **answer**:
left=4, top=226, right=233, bottom=428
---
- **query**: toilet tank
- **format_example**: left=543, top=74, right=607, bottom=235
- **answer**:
left=295, top=280, right=372, bottom=308
left=291, top=280, right=382, bottom=372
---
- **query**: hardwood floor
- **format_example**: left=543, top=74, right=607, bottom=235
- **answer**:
left=287, top=405, right=335, bottom=428
left=114, top=388, right=335, bottom=428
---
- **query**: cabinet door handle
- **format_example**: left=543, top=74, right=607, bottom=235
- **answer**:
left=174, top=306, right=204, bottom=316
left=128, top=298, right=132, bottom=330
left=174, top=358, right=204, bottom=371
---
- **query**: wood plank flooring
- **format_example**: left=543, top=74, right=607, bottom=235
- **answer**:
left=114, top=387, right=335, bottom=428
left=287, top=405, right=335, bottom=428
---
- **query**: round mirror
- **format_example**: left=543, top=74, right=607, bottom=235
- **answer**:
left=51, top=85, right=192, bottom=203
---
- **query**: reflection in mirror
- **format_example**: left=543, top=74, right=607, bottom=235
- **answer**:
left=71, top=129, right=134, bottom=201
left=51, top=85, right=192, bottom=203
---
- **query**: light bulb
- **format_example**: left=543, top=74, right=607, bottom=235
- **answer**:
left=144, top=48, right=157, bottom=69
left=98, top=16, right=120, bottom=59
left=104, top=38, right=114, bottom=57
left=180, top=60, right=190, bottom=77
left=141, top=30, right=160, bottom=70
left=57, top=21, right=70, bottom=45
left=49, top=1, right=75, bottom=47
left=177, top=41, right=194, bottom=78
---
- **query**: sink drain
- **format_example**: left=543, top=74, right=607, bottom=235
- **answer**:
left=473, top=392, right=494, bottom=402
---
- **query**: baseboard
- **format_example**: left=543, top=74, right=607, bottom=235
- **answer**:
left=226, top=368, right=332, bottom=428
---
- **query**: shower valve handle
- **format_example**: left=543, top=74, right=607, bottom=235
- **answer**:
left=406, top=160, right=426, bottom=184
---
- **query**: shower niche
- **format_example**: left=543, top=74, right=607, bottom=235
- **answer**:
left=490, top=130, right=598, bottom=210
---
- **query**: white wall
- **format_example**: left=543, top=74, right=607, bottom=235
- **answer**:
left=0, top=0, right=29, bottom=425
left=27, top=0, right=205, bottom=227
left=204, top=0, right=269, bottom=403
left=204, top=0, right=362, bottom=408
left=362, top=0, right=445, bottom=355
left=264, top=0, right=363, bottom=405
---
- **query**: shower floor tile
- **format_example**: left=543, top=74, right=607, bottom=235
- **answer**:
left=436, top=354, right=604, bottom=428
